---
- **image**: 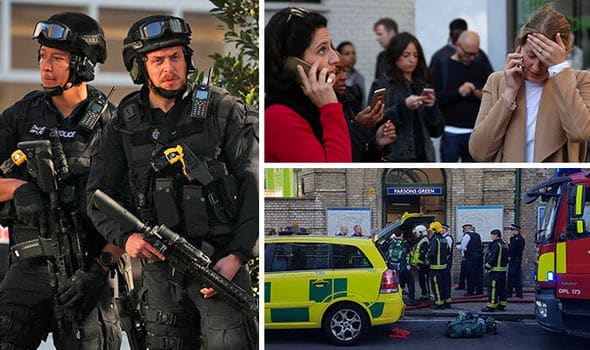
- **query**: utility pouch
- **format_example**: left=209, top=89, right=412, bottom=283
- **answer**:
left=153, top=178, right=180, bottom=228
left=206, top=174, right=239, bottom=224
left=182, top=185, right=209, bottom=238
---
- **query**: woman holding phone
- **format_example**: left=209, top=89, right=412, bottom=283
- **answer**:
left=469, top=4, right=590, bottom=162
left=369, top=32, right=444, bottom=162
left=265, top=7, right=354, bottom=162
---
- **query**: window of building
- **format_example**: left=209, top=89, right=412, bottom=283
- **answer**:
left=0, top=1, right=227, bottom=111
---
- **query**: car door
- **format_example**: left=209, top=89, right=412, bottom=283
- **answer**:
left=265, top=242, right=332, bottom=328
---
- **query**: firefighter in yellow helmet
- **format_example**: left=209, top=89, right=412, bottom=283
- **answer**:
left=428, top=221, right=452, bottom=309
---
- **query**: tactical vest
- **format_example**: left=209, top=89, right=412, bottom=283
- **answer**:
left=114, top=85, right=251, bottom=242
left=14, top=87, right=109, bottom=178
left=8, top=86, right=110, bottom=260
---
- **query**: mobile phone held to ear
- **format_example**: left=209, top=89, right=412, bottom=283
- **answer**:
left=285, top=56, right=312, bottom=84
left=370, top=88, right=386, bottom=108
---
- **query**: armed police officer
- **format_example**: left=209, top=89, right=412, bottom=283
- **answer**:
left=86, top=15, right=259, bottom=350
left=0, top=12, right=122, bottom=349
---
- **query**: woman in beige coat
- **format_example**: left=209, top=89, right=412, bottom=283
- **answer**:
left=469, top=4, right=590, bottom=162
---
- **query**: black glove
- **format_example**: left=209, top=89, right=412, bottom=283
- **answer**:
left=57, top=262, right=108, bottom=312
left=12, top=183, right=47, bottom=232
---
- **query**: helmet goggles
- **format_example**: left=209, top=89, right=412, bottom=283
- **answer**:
left=139, top=18, right=191, bottom=40
left=32, top=21, right=72, bottom=41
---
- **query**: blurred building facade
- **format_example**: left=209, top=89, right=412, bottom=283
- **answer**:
left=264, top=168, right=558, bottom=287
left=0, top=0, right=227, bottom=109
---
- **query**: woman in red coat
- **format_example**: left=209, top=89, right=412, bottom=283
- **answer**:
left=265, top=7, right=353, bottom=162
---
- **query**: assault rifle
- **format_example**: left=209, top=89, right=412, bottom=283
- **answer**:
left=17, top=140, right=84, bottom=338
left=90, top=189, right=259, bottom=319
left=115, top=254, right=146, bottom=350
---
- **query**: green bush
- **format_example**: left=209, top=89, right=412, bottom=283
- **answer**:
left=193, top=0, right=259, bottom=109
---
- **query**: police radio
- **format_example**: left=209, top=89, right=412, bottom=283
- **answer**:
left=79, top=86, right=117, bottom=132
left=190, top=67, right=212, bottom=119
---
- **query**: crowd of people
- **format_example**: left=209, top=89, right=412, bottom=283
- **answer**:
left=265, top=3, right=590, bottom=163
left=388, top=221, right=526, bottom=312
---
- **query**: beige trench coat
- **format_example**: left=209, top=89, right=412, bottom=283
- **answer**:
left=469, top=68, right=590, bottom=162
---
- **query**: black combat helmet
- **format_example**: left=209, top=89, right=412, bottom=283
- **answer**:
left=32, top=12, right=107, bottom=95
left=123, top=15, right=195, bottom=85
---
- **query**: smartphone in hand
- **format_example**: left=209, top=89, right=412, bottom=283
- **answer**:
left=421, top=88, right=434, bottom=98
left=370, top=88, right=386, bottom=108
left=285, top=56, right=313, bottom=84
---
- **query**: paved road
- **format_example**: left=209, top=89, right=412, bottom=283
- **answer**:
left=265, top=317, right=589, bottom=350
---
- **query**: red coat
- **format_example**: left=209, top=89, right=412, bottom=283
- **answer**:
left=265, top=102, right=352, bottom=162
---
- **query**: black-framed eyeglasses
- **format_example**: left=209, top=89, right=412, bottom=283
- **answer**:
left=457, top=44, right=478, bottom=58
left=32, top=21, right=72, bottom=41
left=286, top=7, right=309, bottom=24
left=139, top=18, right=191, bottom=40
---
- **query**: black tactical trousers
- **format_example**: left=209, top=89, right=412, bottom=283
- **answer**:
left=142, top=260, right=255, bottom=350
left=0, top=260, right=121, bottom=350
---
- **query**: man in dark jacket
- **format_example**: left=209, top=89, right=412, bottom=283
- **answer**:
left=0, top=12, right=121, bottom=349
left=481, top=230, right=508, bottom=312
left=459, top=224, right=483, bottom=295
left=507, top=224, right=526, bottom=298
left=86, top=15, right=258, bottom=350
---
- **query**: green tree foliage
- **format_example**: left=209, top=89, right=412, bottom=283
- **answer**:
left=198, top=2, right=259, bottom=297
left=195, top=0, right=259, bottom=109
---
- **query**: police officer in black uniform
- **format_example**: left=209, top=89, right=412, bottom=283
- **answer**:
left=507, top=223, right=525, bottom=298
left=86, top=15, right=258, bottom=350
left=460, top=224, right=483, bottom=295
left=0, top=12, right=122, bottom=349
left=441, top=223, right=454, bottom=301
left=481, top=229, right=508, bottom=312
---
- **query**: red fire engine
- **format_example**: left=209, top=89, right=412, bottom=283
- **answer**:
left=525, top=169, right=590, bottom=337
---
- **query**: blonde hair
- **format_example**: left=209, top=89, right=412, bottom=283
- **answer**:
left=514, top=3, right=572, bottom=53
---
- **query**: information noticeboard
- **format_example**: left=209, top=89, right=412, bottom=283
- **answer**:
left=455, top=206, right=504, bottom=243
left=326, top=208, right=372, bottom=237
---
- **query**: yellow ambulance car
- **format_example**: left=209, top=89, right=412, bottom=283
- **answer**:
left=265, top=235, right=404, bottom=345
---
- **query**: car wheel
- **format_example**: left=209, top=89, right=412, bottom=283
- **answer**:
left=322, top=302, right=369, bottom=346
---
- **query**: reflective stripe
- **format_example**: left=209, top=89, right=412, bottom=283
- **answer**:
left=487, top=280, right=497, bottom=308
left=577, top=220, right=584, bottom=234
left=575, top=184, right=584, bottom=216
left=537, top=252, right=554, bottom=282
left=433, top=275, right=443, bottom=305
left=556, top=242, right=566, bottom=274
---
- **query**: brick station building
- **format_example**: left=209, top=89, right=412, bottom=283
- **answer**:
left=265, top=168, right=564, bottom=287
